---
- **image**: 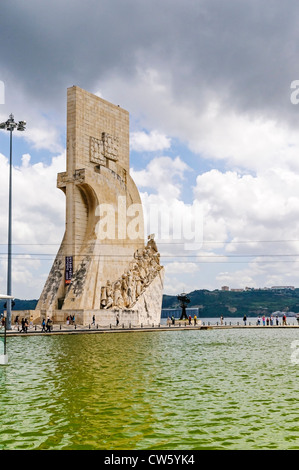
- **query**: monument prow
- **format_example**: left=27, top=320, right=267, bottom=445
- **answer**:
left=35, top=86, right=164, bottom=326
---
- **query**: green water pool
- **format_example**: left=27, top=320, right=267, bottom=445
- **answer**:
left=0, top=328, right=298, bottom=450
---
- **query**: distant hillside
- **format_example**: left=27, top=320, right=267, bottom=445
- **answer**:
left=162, top=289, right=299, bottom=317
left=2, top=289, right=299, bottom=318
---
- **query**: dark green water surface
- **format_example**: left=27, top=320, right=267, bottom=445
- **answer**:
left=0, top=328, right=299, bottom=450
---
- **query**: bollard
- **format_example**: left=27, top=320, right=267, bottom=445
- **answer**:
left=122, top=323, right=124, bottom=328
left=141, top=323, right=143, bottom=328
left=110, top=324, right=112, bottom=329
left=97, top=324, right=98, bottom=329
left=60, top=324, right=61, bottom=330
left=129, top=322, right=131, bottom=329
left=75, top=324, right=76, bottom=329
left=35, top=325, right=37, bottom=331
left=89, top=324, right=91, bottom=329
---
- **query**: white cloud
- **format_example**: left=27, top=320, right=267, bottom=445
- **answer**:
left=97, top=67, right=299, bottom=175
left=130, top=130, right=171, bottom=152
left=194, top=168, right=299, bottom=248
left=0, top=151, right=65, bottom=298
left=131, top=155, right=191, bottom=199
left=165, top=262, right=199, bottom=274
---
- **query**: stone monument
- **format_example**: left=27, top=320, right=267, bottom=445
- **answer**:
left=35, top=86, right=164, bottom=326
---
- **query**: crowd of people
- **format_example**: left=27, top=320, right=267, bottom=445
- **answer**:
left=12, top=315, right=54, bottom=332
left=242, top=314, right=292, bottom=326
left=254, top=314, right=288, bottom=326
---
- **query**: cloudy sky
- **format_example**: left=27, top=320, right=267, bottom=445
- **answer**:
left=1, top=0, right=299, bottom=298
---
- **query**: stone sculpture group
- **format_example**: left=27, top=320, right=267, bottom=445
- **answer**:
left=100, top=235, right=162, bottom=309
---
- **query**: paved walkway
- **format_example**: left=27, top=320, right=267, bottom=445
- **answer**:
left=3, top=321, right=299, bottom=336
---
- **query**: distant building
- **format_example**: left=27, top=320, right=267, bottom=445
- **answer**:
left=271, top=286, right=295, bottom=291
left=221, top=286, right=229, bottom=291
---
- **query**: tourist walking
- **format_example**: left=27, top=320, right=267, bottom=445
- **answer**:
left=283, top=314, right=287, bottom=326
left=46, top=317, right=52, bottom=332
left=188, top=315, right=192, bottom=325
left=92, top=314, right=95, bottom=326
left=243, top=315, right=247, bottom=326
left=41, top=318, right=46, bottom=332
left=22, top=318, right=28, bottom=333
left=194, top=315, right=197, bottom=326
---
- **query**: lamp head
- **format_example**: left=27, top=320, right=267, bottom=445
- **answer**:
left=17, top=121, right=26, bottom=131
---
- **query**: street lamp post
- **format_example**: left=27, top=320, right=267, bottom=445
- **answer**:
left=0, top=114, right=26, bottom=330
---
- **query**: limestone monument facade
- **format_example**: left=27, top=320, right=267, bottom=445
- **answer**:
left=35, top=86, right=164, bottom=326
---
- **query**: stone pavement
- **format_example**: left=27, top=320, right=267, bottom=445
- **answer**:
left=4, top=320, right=299, bottom=336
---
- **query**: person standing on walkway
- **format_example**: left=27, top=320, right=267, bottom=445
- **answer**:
left=243, top=315, right=247, bottom=326
left=46, top=317, right=52, bottom=332
left=41, top=318, right=46, bottom=332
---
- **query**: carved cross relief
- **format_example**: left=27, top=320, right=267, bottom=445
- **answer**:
left=90, top=132, right=119, bottom=165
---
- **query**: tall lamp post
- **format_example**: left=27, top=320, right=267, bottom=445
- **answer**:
left=0, top=114, right=26, bottom=330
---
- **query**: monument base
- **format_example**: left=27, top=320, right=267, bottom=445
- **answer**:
left=36, top=268, right=164, bottom=328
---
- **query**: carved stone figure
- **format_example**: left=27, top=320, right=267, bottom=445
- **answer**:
left=121, top=274, right=129, bottom=307
left=101, top=280, right=113, bottom=309
left=147, top=234, right=158, bottom=252
left=127, top=270, right=136, bottom=307
left=135, top=273, right=142, bottom=298
left=113, top=281, right=124, bottom=309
